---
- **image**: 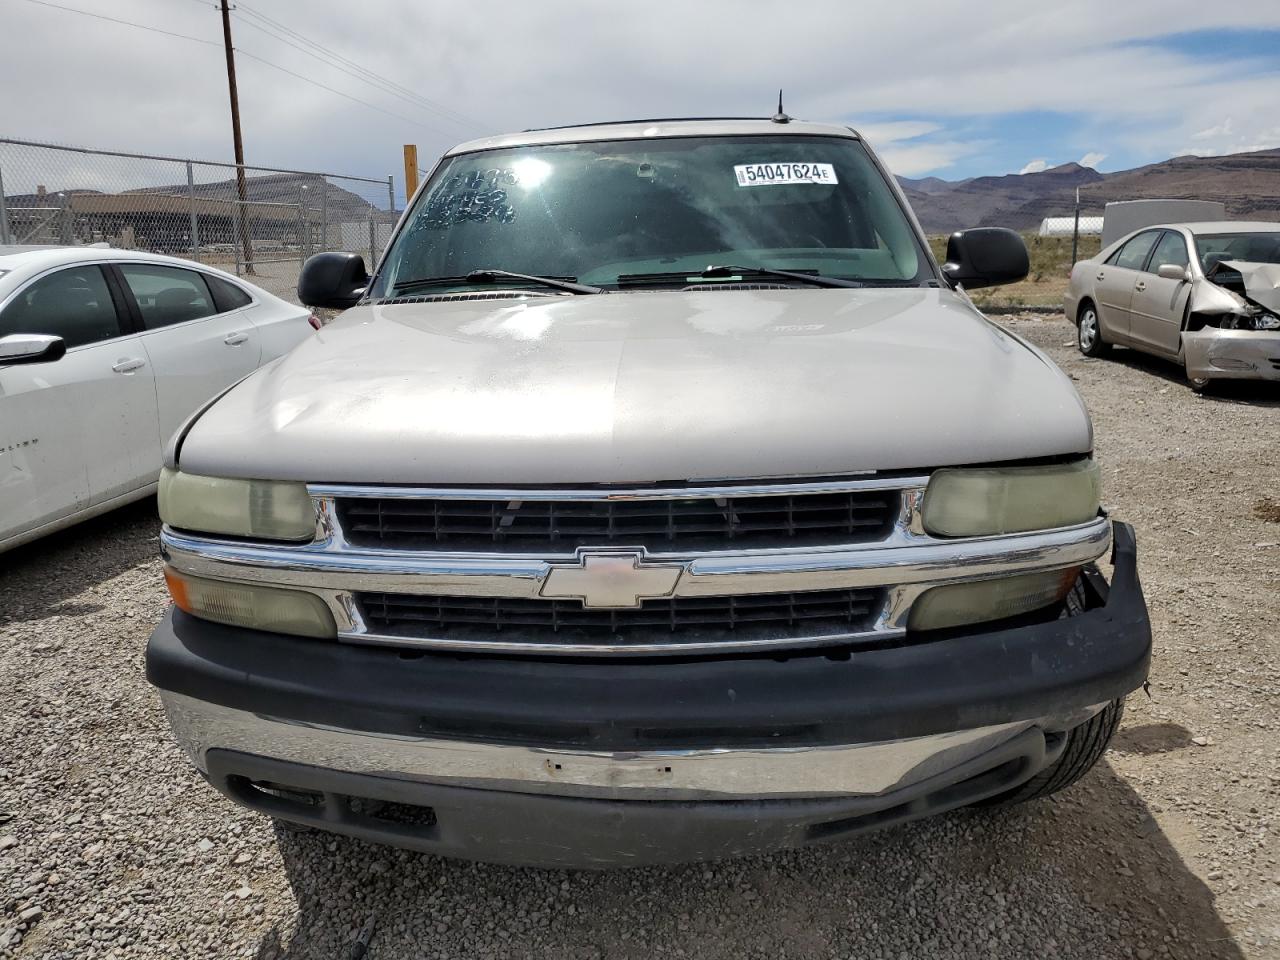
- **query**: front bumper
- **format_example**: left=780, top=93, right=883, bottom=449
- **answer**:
left=1183, top=328, right=1280, bottom=382
left=147, top=522, right=1150, bottom=867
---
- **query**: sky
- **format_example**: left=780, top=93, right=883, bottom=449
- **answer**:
left=3, top=0, right=1280, bottom=204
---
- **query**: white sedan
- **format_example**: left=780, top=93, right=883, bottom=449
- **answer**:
left=0, top=246, right=318, bottom=553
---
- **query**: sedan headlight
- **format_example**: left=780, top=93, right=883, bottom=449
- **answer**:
left=921, top=459, right=1101, bottom=537
left=164, top=568, right=336, bottom=638
left=158, top=468, right=315, bottom=541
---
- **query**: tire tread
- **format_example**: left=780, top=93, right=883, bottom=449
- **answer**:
left=985, top=699, right=1124, bottom=806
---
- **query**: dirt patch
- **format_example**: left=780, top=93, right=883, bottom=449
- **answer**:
left=1254, top=499, right=1280, bottom=524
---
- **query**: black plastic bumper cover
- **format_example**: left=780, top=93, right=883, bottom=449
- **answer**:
left=147, top=521, right=1150, bottom=866
left=147, top=522, right=1151, bottom=751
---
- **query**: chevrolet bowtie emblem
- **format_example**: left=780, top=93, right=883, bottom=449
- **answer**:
left=540, top=550, right=684, bottom=608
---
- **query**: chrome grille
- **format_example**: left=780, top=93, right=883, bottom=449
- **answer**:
left=358, top=587, right=883, bottom=648
left=336, top=490, right=898, bottom=551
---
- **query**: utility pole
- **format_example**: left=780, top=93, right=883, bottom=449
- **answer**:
left=219, top=0, right=255, bottom=274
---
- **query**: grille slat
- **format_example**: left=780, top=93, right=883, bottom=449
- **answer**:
left=359, top=587, right=882, bottom=643
left=338, top=491, right=897, bottom=550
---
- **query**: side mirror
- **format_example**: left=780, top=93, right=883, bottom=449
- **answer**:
left=943, top=228, right=1030, bottom=289
left=0, top=333, right=66, bottom=365
left=1157, top=263, right=1190, bottom=282
left=297, top=252, right=369, bottom=310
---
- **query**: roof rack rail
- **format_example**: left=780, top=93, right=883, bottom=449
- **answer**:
left=521, top=117, right=781, bottom=133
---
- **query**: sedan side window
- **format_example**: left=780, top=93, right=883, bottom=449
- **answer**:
left=118, top=264, right=217, bottom=330
left=205, top=275, right=253, bottom=313
left=1148, top=232, right=1189, bottom=272
left=0, top=266, right=123, bottom=348
left=1111, top=231, right=1161, bottom=271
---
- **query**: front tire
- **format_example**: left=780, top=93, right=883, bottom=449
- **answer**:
left=1186, top=362, right=1213, bottom=393
left=981, top=699, right=1124, bottom=807
left=1077, top=303, right=1110, bottom=358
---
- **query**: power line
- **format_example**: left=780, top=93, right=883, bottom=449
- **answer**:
left=234, top=50, right=432, bottom=130
left=234, top=3, right=481, bottom=128
left=16, top=0, right=473, bottom=140
left=233, top=3, right=486, bottom=132
left=17, top=0, right=219, bottom=46
left=230, top=12, right=484, bottom=135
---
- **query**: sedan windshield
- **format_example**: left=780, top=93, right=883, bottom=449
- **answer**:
left=1195, top=232, right=1280, bottom=271
left=370, top=135, right=929, bottom=296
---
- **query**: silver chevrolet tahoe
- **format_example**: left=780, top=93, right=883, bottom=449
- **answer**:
left=146, top=118, right=1151, bottom=867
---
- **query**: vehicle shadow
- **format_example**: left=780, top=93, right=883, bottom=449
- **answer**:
left=0, top=497, right=160, bottom=625
left=258, top=761, right=1245, bottom=960
left=1104, top=345, right=1280, bottom=406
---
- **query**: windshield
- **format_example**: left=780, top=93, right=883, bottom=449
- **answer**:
left=371, top=135, right=930, bottom=296
left=1195, top=232, right=1280, bottom=271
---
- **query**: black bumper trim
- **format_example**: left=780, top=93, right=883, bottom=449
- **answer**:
left=147, top=522, right=1151, bottom=751
left=205, top=727, right=1064, bottom=868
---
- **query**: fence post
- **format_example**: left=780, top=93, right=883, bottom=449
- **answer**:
left=1070, top=187, right=1080, bottom=266
left=234, top=202, right=243, bottom=276
left=58, top=193, right=72, bottom=244
left=297, top=183, right=310, bottom=260
left=320, top=182, right=328, bottom=251
left=368, top=211, right=376, bottom=265
left=0, top=159, right=12, bottom=244
left=387, top=175, right=395, bottom=216
left=186, top=160, right=200, bottom=260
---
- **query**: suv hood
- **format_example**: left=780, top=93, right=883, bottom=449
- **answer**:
left=178, top=288, right=1091, bottom=484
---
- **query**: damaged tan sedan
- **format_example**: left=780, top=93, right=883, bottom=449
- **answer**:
left=1065, top=221, right=1280, bottom=391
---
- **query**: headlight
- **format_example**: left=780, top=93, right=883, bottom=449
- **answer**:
left=164, top=568, right=336, bottom=638
left=909, top=567, right=1080, bottom=631
left=159, top=468, right=315, bottom=541
left=921, top=459, right=1100, bottom=537
left=1253, top=313, right=1280, bottom=331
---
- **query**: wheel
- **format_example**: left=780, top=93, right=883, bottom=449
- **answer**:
left=981, top=699, right=1124, bottom=807
left=1076, top=303, right=1110, bottom=357
left=1186, top=367, right=1213, bottom=393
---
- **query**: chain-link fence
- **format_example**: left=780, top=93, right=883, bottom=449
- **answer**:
left=0, top=137, right=397, bottom=303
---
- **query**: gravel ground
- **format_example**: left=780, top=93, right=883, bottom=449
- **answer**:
left=2, top=315, right=1278, bottom=959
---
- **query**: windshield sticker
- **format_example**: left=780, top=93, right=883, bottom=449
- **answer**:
left=734, top=163, right=838, bottom=187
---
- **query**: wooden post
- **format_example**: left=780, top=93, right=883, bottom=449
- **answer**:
left=220, top=0, right=255, bottom=274
left=403, top=145, right=419, bottom=204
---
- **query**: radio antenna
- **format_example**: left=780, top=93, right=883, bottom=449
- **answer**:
left=771, top=89, right=791, bottom=124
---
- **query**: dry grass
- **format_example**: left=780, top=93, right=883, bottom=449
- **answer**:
left=928, top=233, right=1102, bottom=309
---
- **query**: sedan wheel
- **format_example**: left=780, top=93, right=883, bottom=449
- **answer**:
left=1077, top=306, right=1110, bottom=358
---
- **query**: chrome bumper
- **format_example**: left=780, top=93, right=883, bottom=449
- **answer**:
left=161, top=690, right=1104, bottom=802
left=160, top=476, right=1113, bottom=655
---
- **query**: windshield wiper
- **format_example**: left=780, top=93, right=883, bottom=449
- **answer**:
left=616, top=265, right=865, bottom=289
left=391, top=269, right=603, bottom=296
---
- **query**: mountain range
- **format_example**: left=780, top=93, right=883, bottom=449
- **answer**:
left=897, top=147, right=1280, bottom=235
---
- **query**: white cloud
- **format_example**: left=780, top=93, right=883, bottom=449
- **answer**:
left=848, top=121, right=943, bottom=144
left=844, top=119, right=979, bottom=176
left=878, top=141, right=982, bottom=177
left=1178, top=117, right=1280, bottom=157
left=1192, top=119, right=1233, bottom=141
left=1019, top=159, right=1049, bottom=174
left=4, top=0, right=1280, bottom=184
left=1078, top=151, right=1107, bottom=168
